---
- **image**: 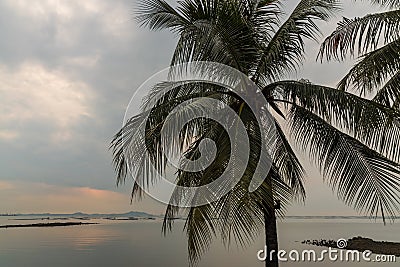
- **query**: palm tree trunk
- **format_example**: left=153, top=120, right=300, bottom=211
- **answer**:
left=264, top=207, right=279, bottom=267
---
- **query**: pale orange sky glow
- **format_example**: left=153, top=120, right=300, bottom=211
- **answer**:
left=0, top=178, right=360, bottom=216
left=0, top=180, right=164, bottom=214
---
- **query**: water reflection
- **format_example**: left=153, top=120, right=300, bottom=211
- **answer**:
left=0, top=219, right=398, bottom=267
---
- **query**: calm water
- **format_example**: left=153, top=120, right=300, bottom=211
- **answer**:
left=0, top=217, right=399, bottom=267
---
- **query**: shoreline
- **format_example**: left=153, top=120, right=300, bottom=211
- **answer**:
left=0, top=222, right=98, bottom=229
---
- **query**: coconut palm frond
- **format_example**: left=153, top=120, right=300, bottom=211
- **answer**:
left=289, top=104, right=400, bottom=223
left=185, top=204, right=218, bottom=266
left=269, top=80, right=400, bottom=162
left=136, top=0, right=191, bottom=32
left=369, top=0, right=400, bottom=9
left=254, top=0, right=340, bottom=82
left=373, top=71, right=400, bottom=107
left=168, top=0, right=263, bottom=72
left=337, top=39, right=400, bottom=94
left=273, top=119, right=306, bottom=200
left=319, top=9, right=400, bottom=60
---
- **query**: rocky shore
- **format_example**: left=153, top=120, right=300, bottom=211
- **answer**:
left=302, top=236, right=400, bottom=257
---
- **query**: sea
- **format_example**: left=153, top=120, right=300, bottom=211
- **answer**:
left=0, top=216, right=399, bottom=267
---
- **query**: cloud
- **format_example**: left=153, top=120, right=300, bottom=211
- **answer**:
left=3, top=0, right=133, bottom=42
left=0, top=181, right=15, bottom=190
left=0, top=130, right=19, bottom=141
left=0, top=62, right=92, bottom=142
left=0, top=0, right=177, bottom=193
left=65, top=54, right=101, bottom=68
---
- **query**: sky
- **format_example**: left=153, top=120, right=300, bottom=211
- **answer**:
left=0, top=0, right=385, bottom=215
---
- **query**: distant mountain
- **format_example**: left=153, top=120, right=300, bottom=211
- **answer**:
left=0, top=211, right=158, bottom=218
left=89, top=211, right=158, bottom=218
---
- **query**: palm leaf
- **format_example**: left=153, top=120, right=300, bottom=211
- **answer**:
left=289, top=104, right=400, bottom=223
left=319, top=9, right=400, bottom=60
left=266, top=80, right=400, bottom=162
left=337, top=39, right=400, bottom=93
left=373, top=70, right=400, bottom=107
left=369, top=0, right=400, bottom=9
left=254, top=0, right=340, bottom=82
left=273, top=118, right=306, bottom=200
left=136, top=0, right=190, bottom=32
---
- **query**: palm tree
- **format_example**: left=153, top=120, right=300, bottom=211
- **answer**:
left=111, top=1, right=400, bottom=266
